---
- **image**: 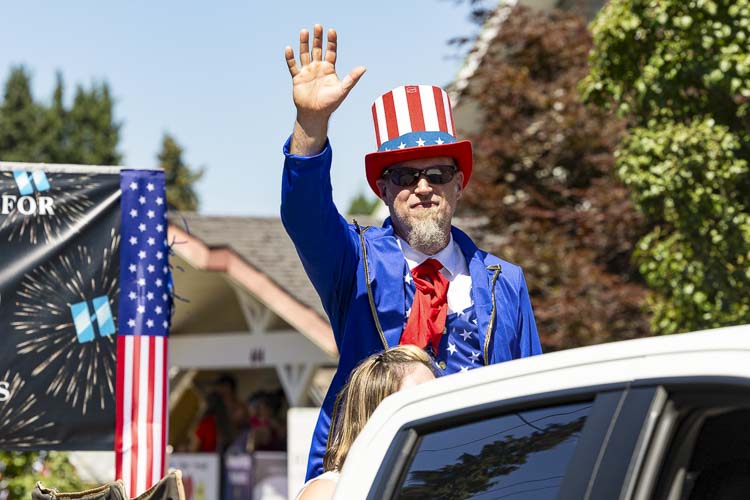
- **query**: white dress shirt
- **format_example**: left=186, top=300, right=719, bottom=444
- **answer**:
left=397, top=234, right=473, bottom=314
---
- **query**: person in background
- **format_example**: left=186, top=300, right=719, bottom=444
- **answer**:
left=246, top=391, right=274, bottom=452
left=270, top=388, right=289, bottom=451
left=213, top=373, right=249, bottom=432
left=296, top=345, right=437, bottom=500
left=190, top=391, right=235, bottom=453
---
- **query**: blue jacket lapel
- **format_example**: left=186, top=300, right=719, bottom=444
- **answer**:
left=452, top=227, right=492, bottom=353
left=365, top=219, right=406, bottom=348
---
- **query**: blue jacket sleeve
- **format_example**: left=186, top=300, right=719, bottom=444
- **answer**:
left=513, top=270, right=542, bottom=358
left=280, top=137, right=359, bottom=345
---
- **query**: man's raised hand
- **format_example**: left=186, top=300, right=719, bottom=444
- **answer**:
left=286, top=24, right=366, bottom=120
left=286, top=25, right=365, bottom=155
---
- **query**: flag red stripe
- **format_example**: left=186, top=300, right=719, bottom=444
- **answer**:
left=405, top=87, right=426, bottom=133
left=433, top=87, right=448, bottom=133
left=372, top=104, right=382, bottom=148
left=146, top=336, right=156, bottom=485
left=381, top=91, right=400, bottom=141
left=129, top=337, right=141, bottom=496
left=160, top=339, right=168, bottom=478
left=115, top=337, right=126, bottom=483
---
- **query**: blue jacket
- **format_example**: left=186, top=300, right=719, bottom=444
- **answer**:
left=281, top=138, right=542, bottom=480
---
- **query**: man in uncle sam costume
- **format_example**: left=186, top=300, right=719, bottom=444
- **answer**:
left=281, top=24, right=542, bottom=480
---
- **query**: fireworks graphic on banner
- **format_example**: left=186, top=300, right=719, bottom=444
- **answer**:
left=0, top=370, right=61, bottom=448
left=13, top=230, right=120, bottom=415
left=0, top=170, right=102, bottom=245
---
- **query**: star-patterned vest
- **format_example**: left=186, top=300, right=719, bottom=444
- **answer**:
left=402, top=260, right=484, bottom=375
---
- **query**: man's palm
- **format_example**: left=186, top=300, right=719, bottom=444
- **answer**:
left=286, top=25, right=365, bottom=119
left=293, top=62, right=349, bottom=115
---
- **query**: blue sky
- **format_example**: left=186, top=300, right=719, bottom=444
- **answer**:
left=2, top=1, right=478, bottom=215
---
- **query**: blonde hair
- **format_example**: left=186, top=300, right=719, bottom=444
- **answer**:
left=323, top=345, right=435, bottom=472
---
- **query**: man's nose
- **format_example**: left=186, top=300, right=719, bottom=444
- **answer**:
left=414, top=176, right=433, bottom=194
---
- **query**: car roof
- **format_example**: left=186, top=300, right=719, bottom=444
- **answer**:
left=336, top=324, right=750, bottom=497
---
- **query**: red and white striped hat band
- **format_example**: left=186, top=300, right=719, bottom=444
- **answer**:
left=371, top=85, right=457, bottom=152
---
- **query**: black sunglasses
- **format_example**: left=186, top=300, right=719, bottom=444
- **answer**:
left=382, top=165, right=458, bottom=187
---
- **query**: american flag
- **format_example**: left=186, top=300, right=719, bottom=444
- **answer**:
left=115, top=170, right=171, bottom=496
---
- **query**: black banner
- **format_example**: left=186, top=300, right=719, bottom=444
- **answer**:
left=0, top=164, right=121, bottom=450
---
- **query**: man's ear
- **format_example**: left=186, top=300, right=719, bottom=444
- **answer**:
left=454, top=171, right=464, bottom=200
left=375, top=178, right=388, bottom=201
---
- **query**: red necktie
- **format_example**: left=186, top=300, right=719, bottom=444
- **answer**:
left=400, top=259, right=449, bottom=354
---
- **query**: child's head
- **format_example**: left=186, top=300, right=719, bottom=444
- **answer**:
left=324, top=345, right=436, bottom=471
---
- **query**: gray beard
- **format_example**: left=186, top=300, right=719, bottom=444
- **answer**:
left=401, top=214, right=451, bottom=255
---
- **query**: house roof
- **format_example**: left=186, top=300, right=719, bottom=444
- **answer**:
left=169, top=213, right=383, bottom=320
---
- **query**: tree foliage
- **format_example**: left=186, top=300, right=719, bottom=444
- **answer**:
left=346, top=191, right=381, bottom=215
left=458, top=5, right=651, bottom=348
left=582, top=0, right=750, bottom=334
left=0, top=451, right=94, bottom=499
left=0, top=66, right=204, bottom=211
left=0, top=66, right=121, bottom=165
left=0, top=67, right=43, bottom=162
left=65, top=81, right=122, bottom=166
left=157, top=133, right=203, bottom=211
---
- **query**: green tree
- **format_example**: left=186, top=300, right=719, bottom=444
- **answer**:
left=346, top=191, right=381, bottom=215
left=66, top=82, right=121, bottom=165
left=36, top=72, right=68, bottom=163
left=0, top=68, right=121, bottom=165
left=157, top=132, right=203, bottom=211
left=456, top=5, right=651, bottom=348
left=0, top=451, right=94, bottom=498
left=582, top=0, right=750, bottom=334
left=0, top=66, right=43, bottom=161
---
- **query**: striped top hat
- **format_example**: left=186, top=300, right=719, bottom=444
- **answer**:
left=365, top=85, right=472, bottom=196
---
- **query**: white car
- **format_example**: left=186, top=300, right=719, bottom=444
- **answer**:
left=334, top=325, right=750, bottom=499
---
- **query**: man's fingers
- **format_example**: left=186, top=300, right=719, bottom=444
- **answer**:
left=325, top=28, right=337, bottom=65
left=299, top=29, right=310, bottom=66
left=311, top=24, right=324, bottom=62
left=341, top=66, right=367, bottom=94
left=285, top=46, right=300, bottom=77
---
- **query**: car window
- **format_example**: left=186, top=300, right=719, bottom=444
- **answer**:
left=395, top=401, right=592, bottom=500
left=647, top=403, right=750, bottom=500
